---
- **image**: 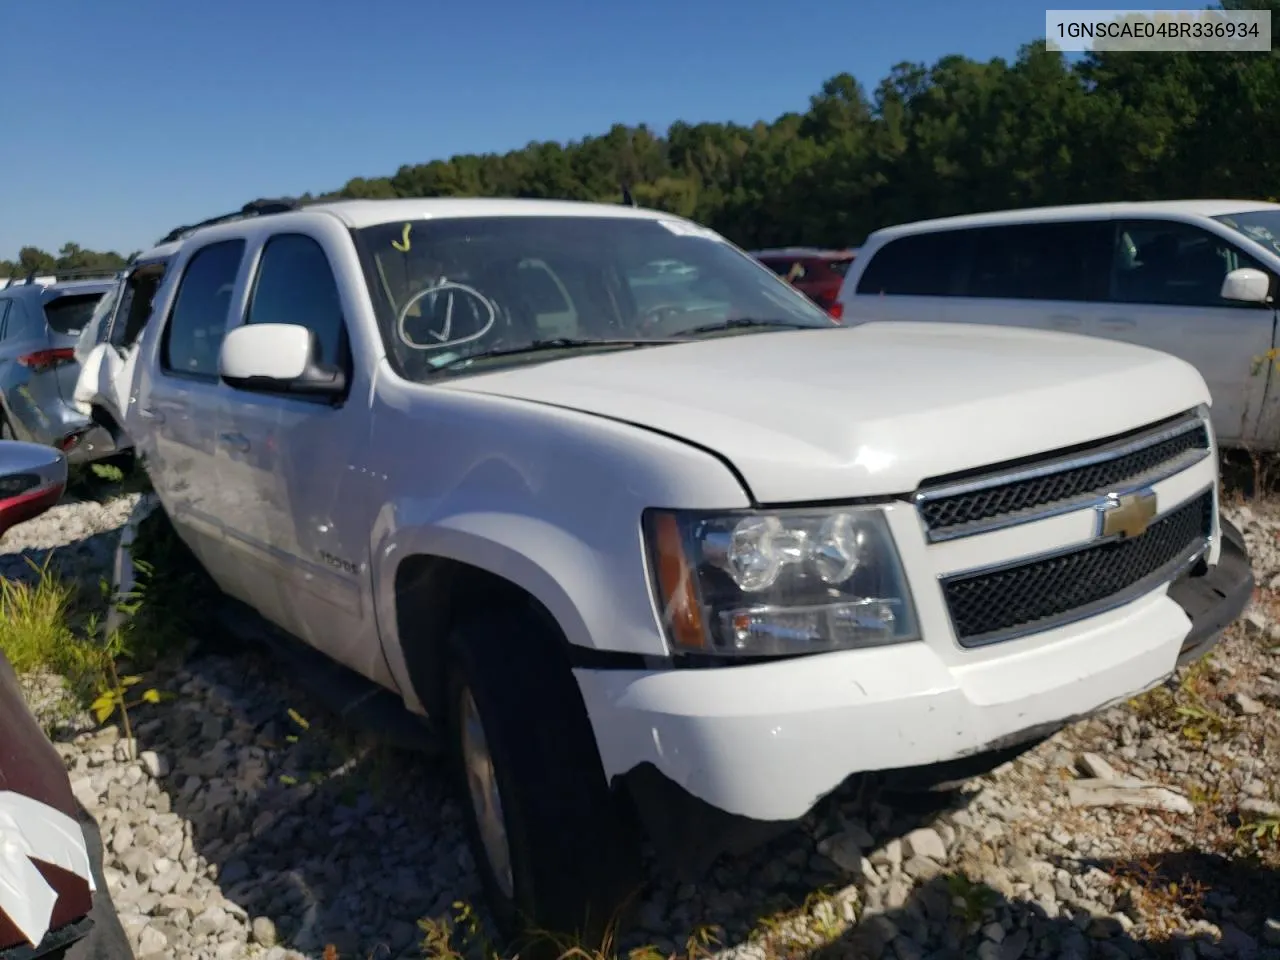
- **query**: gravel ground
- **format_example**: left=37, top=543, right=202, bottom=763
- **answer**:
left=2, top=490, right=1279, bottom=960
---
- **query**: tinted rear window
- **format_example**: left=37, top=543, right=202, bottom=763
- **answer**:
left=830, top=258, right=854, bottom=277
left=962, top=222, right=1112, bottom=302
left=855, top=232, right=967, bottom=296
left=43, top=293, right=105, bottom=335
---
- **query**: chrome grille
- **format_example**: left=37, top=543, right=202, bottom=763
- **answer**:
left=942, top=489, right=1213, bottom=648
left=916, top=413, right=1210, bottom=542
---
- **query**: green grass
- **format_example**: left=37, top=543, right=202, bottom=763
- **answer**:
left=0, top=557, right=105, bottom=695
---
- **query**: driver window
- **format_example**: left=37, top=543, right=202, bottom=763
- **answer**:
left=1112, top=220, right=1271, bottom=308
left=246, top=233, right=347, bottom=368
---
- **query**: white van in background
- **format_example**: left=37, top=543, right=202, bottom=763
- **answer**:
left=839, top=201, right=1280, bottom=451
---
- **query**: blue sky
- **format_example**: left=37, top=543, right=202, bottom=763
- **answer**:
left=1, top=0, right=1052, bottom=258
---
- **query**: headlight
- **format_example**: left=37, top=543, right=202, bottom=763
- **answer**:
left=644, top=506, right=919, bottom=657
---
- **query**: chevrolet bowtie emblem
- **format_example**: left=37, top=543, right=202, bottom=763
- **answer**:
left=1098, top=489, right=1158, bottom=540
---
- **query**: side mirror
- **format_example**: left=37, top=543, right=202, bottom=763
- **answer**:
left=219, top=323, right=346, bottom=399
left=1221, top=267, right=1272, bottom=304
left=0, top=441, right=67, bottom=539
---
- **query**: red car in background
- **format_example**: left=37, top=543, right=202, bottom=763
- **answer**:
left=0, top=440, right=132, bottom=960
left=751, top=247, right=858, bottom=319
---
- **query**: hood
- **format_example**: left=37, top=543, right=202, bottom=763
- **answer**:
left=442, top=322, right=1211, bottom=504
left=0, top=652, right=95, bottom=949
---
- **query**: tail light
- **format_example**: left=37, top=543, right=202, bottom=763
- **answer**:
left=0, top=481, right=64, bottom=537
left=17, top=348, right=76, bottom=373
left=56, top=430, right=86, bottom=453
left=827, top=301, right=844, bottom=322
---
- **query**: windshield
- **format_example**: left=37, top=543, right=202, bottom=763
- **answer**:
left=355, top=215, right=834, bottom=379
left=1213, top=210, right=1280, bottom=258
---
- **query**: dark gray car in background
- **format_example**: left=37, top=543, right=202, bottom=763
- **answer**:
left=0, top=273, right=115, bottom=462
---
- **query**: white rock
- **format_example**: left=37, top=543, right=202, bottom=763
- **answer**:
left=1229, top=692, right=1264, bottom=716
left=1240, top=797, right=1280, bottom=819
left=1076, top=752, right=1120, bottom=780
left=137, top=924, right=168, bottom=955
left=1263, top=917, right=1280, bottom=947
left=902, top=827, right=947, bottom=861
left=139, top=750, right=170, bottom=778
left=817, top=831, right=868, bottom=875
left=1066, top=778, right=1194, bottom=814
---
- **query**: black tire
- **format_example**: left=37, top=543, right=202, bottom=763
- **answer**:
left=445, top=608, right=642, bottom=950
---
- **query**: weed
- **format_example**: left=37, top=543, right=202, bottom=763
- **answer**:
left=1110, top=859, right=1208, bottom=939
left=416, top=900, right=720, bottom=960
left=0, top=552, right=171, bottom=752
left=0, top=556, right=90, bottom=679
left=118, top=504, right=220, bottom=662
left=944, top=872, right=999, bottom=926
left=1236, top=817, right=1280, bottom=849
left=1127, top=659, right=1236, bottom=742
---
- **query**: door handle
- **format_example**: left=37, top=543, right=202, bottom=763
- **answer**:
left=219, top=432, right=250, bottom=453
left=137, top=407, right=165, bottom=423
left=1048, top=315, right=1082, bottom=329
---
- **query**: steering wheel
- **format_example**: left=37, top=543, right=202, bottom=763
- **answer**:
left=636, top=303, right=697, bottom=337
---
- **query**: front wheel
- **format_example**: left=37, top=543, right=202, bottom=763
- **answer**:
left=445, top=609, right=642, bottom=949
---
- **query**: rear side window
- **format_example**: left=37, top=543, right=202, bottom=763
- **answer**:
left=42, top=293, right=104, bottom=335
left=0, top=301, right=10, bottom=340
left=962, top=222, right=1112, bottom=302
left=162, top=240, right=245, bottom=378
left=829, top=259, right=854, bottom=277
left=855, top=232, right=967, bottom=296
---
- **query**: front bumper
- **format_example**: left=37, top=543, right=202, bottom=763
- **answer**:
left=577, top=520, right=1254, bottom=864
left=1169, top=517, right=1254, bottom=666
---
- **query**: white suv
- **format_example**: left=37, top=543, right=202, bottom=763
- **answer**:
left=88, top=197, right=1253, bottom=942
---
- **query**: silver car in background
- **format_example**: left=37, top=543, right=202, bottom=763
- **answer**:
left=0, top=271, right=116, bottom=462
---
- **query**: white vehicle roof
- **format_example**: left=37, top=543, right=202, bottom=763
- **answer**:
left=869, top=199, right=1280, bottom=242
left=125, top=239, right=184, bottom=266
left=299, top=197, right=691, bottom=230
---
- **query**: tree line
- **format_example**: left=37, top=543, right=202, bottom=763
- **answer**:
left=5, top=0, right=1278, bottom=274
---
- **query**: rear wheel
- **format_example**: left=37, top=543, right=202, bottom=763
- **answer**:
left=444, top=609, right=642, bottom=950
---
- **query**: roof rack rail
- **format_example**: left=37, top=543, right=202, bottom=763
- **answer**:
left=157, top=196, right=302, bottom=245
left=23, top=265, right=124, bottom=286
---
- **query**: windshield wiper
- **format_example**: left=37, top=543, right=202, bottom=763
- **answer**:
left=677, top=317, right=817, bottom=337
left=430, top=338, right=677, bottom=372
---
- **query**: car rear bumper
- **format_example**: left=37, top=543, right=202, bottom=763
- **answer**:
left=576, top=520, right=1254, bottom=867
left=0, top=804, right=131, bottom=960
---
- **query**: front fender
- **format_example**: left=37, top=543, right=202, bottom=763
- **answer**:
left=374, top=508, right=601, bottom=650
left=366, top=377, right=753, bottom=714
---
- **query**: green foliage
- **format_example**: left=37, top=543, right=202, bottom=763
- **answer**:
left=12, top=21, right=1280, bottom=259
left=0, top=556, right=96, bottom=682
left=0, top=555, right=170, bottom=751
left=0, top=242, right=129, bottom=281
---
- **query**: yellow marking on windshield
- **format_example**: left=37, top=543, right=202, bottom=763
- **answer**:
left=392, top=223, right=412, bottom=252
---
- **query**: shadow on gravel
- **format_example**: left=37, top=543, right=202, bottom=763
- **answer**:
left=109, top=626, right=984, bottom=960
left=809, top=850, right=1280, bottom=960
left=0, top=527, right=126, bottom=585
